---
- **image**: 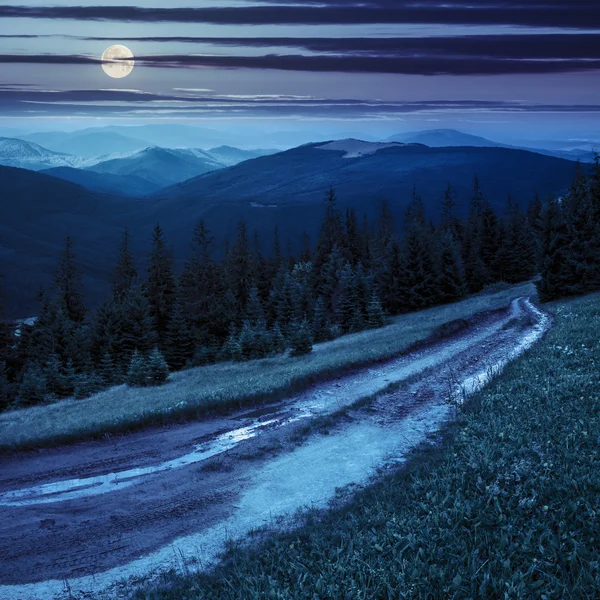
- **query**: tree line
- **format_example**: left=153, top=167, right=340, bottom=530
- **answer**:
left=1, top=165, right=599, bottom=411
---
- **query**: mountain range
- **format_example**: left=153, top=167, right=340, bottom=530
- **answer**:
left=0, top=138, right=277, bottom=193
left=0, top=137, right=584, bottom=317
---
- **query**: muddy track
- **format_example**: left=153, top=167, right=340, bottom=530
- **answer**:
left=0, top=297, right=551, bottom=600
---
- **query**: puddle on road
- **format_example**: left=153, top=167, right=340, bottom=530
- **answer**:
left=0, top=420, right=279, bottom=507
left=0, top=298, right=541, bottom=509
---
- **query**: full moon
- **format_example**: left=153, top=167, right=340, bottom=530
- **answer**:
left=101, top=45, right=135, bottom=79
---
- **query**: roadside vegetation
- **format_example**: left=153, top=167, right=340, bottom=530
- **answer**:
left=0, top=282, right=532, bottom=451
left=127, top=291, right=600, bottom=600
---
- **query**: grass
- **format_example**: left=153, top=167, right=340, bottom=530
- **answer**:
left=0, top=282, right=534, bottom=451
left=125, top=291, right=600, bottom=600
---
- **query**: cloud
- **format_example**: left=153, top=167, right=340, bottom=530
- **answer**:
left=0, top=3, right=598, bottom=28
left=1, top=84, right=599, bottom=120
left=1, top=50, right=599, bottom=76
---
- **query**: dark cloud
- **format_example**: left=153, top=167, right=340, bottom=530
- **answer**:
left=0, top=3, right=598, bottom=28
left=1, top=85, right=599, bottom=118
left=1, top=51, right=598, bottom=76
left=58, top=33, right=599, bottom=61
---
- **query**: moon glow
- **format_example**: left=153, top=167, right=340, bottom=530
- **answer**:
left=101, top=45, right=135, bottom=79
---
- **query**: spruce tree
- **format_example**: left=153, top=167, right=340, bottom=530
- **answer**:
left=18, top=364, right=47, bottom=406
left=499, top=196, right=536, bottom=283
left=0, top=361, right=10, bottom=410
left=290, top=318, right=313, bottom=356
left=366, top=293, right=386, bottom=329
left=97, top=352, right=117, bottom=385
left=54, top=236, right=86, bottom=323
left=145, top=224, right=176, bottom=349
left=436, top=231, right=466, bottom=303
left=314, top=187, right=343, bottom=277
left=126, top=350, right=151, bottom=387
left=112, top=228, right=137, bottom=302
left=228, top=218, right=254, bottom=320
left=164, top=303, right=195, bottom=370
left=121, top=286, right=157, bottom=368
left=312, top=296, right=330, bottom=343
left=564, top=167, right=600, bottom=294
left=147, top=348, right=170, bottom=385
left=402, top=190, right=440, bottom=310
left=536, top=197, right=572, bottom=302
left=245, top=285, right=266, bottom=326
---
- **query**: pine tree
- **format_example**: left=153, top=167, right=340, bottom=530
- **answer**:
left=245, top=285, right=266, bottom=326
left=145, top=224, right=176, bottom=348
left=164, top=303, right=195, bottom=370
left=344, top=207, right=362, bottom=265
left=0, top=361, right=11, bottom=410
left=54, top=236, right=86, bottom=323
left=228, top=219, right=254, bottom=321
left=314, top=187, right=343, bottom=277
left=318, top=244, right=348, bottom=321
left=121, top=287, right=157, bottom=368
left=271, top=322, right=287, bottom=354
left=499, top=196, right=536, bottom=283
left=299, top=231, right=312, bottom=263
left=337, top=263, right=358, bottom=332
left=126, top=350, right=151, bottom=387
left=18, top=364, right=47, bottom=406
left=564, top=167, right=600, bottom=294
left=402, top=190, right=440, bottom=309
left=112, top=229, right=137, bottom=302
left=97, top=352, right=117, bottom=385
left=312, top=296, right=330, bottom=343
left=73, top=372, right=104, bottom=399
left=290, top=318, right=313, bottom=356
left=440, top=183, right=461, bottom=240
left=91, top=298, right=125, bottom=366
left=436, top=231, right=466, bottom=303
left=366, top=293, right=386, bottom=329
left=147, top=348, right=170, bottom=386
left=536, top=197, right=572, bottom=302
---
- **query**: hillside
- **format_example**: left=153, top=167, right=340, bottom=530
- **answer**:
left=0, top=166, right=143, bottom=316
left=150, top=141, right=581, bottom=255
left=42, top=166, right=161, bottom=197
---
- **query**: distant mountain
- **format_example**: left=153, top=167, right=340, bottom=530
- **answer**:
left=87, top=147, right=226, bottom=188
left=388, top=129, right=506, bottom=148
left=387, top=129, right=598, bottom=163
left=207, top=146, right=277, bottom=166
left=42, top=166, right=161, bottom=197
left=0, top=137, right=77, bottom=171
left=18, top=130, right=149, bottom=157
left=149, top=141, right=582, bottom=262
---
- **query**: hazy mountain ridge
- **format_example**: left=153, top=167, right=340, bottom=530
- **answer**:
left=0, top=140, right=584, bottom=316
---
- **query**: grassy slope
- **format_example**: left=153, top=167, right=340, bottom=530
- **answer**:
left=128, top=291, right=600, bottom=600
left=0, top=282, right=533, bottom=451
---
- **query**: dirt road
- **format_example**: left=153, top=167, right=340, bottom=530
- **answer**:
left=0, top=297, right=550, bottom=600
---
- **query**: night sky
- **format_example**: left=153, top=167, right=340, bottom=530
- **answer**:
left=0, top=1, right=599, bottom=141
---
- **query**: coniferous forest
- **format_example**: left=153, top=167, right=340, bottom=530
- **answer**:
left=1, top=164, right=599, bottom=411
